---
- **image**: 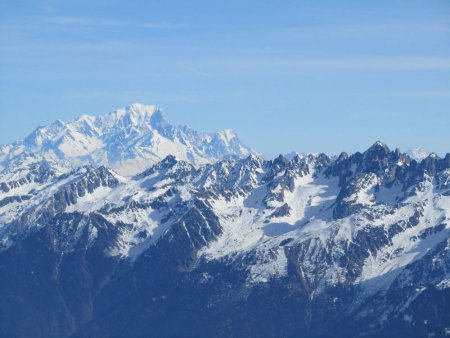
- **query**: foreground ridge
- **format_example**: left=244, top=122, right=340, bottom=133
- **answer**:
left=0, top=139, right=449, bottom=337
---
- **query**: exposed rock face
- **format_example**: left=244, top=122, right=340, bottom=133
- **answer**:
left=0, top=141, right=449, bottom=337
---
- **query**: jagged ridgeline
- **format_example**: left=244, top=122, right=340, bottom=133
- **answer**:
left=0, top=105, right=449, bottom=338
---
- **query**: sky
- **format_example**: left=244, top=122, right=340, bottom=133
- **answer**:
left=0, top=0, right=449, bottom=157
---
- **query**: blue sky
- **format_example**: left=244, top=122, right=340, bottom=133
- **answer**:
left=1, top=0, right=449, bottom=157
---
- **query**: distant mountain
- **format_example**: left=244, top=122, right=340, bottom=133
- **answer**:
left=407, top=146, right=429, bottom=161
left=0, top=133, right=449, bottom=337
left=0, top=103, right=254, bottom=176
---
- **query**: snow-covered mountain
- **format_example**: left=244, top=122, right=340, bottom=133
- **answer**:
left=407, top=146, right=429, bottom=161
left=0, top=135, right=449, bottom=337
left=0, top=103, right=254, bottom=176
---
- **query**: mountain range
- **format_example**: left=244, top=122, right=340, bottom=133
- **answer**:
left=0, top=104, right=449, bottom=338
left=0, top=103, right=253, bottom=176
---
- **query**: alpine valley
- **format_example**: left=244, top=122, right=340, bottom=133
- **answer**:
left=0, top=104, right=449, bottom=338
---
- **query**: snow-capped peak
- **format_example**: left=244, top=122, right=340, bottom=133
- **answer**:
left=366, top=140, right=390, bottom=153
left=92, top=103, right=167, bottom=131
left=217, top=129, right=237, bottom=140
left=0, top=103, right=255, bottom=176
left=407, top=146, right=429, bottom=161
left=284, top=151, right=301, bottom=161
left=113, top=103, right=164, bottom=122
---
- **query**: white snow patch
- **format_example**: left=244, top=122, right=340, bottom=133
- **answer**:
left=248, top=247, right=288, bottom=283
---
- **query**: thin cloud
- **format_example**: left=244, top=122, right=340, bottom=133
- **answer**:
left=392, top=90, right=450, bottom=98
left=206, top=57, right=450, bottom=71
left=47, top=16, right=189, bottom=30
left=61, top=89, right=256, bottom=103
left=176, top=63, right=210, bottom=77
left=49, top=16, right=122, bottom=26
left=275, top=21, right=450, bottom=38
